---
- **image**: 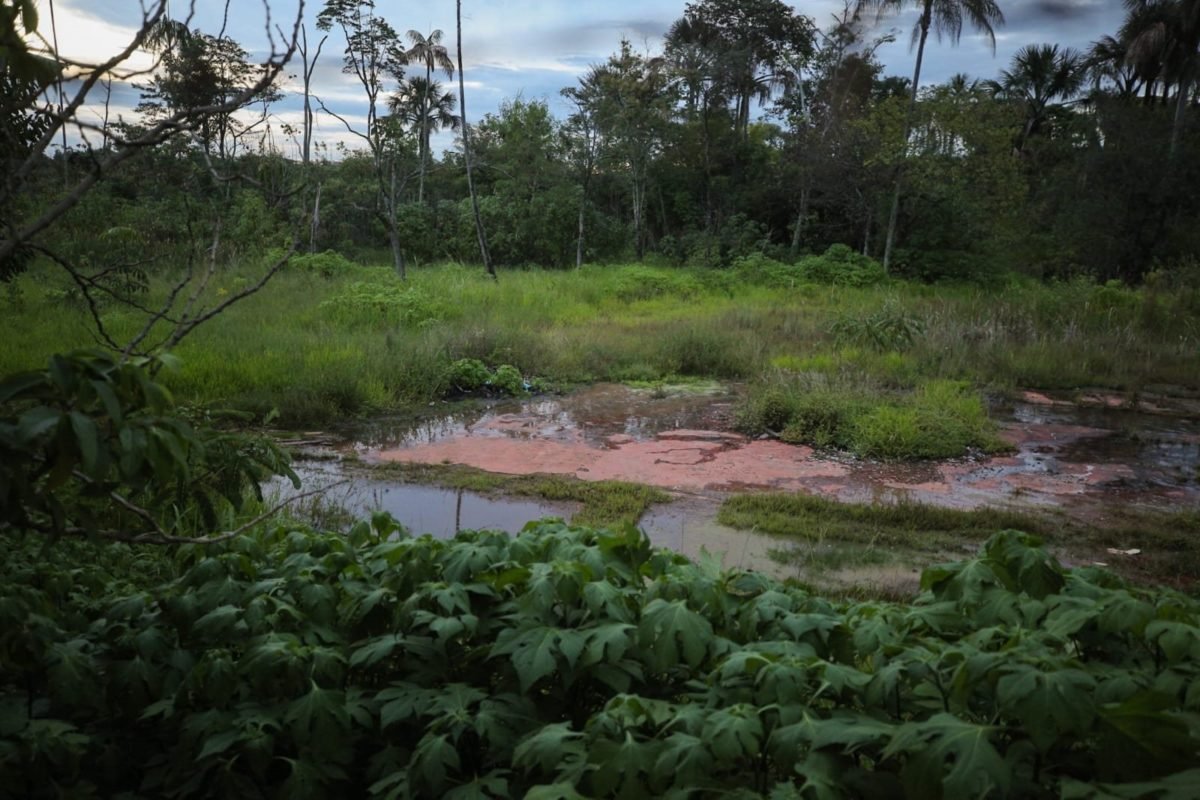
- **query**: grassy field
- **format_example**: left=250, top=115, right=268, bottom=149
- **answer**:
left=4, top=257, right=1200, bottom=456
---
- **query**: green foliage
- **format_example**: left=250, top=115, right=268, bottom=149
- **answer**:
left=800, top=245, right=888, bottom=287
left=2, top=524, right=1199, bottom=798
left=319, top=281, right=447, bottom=328
left=0, top=350, right=297, bottom=540
left=443, top=359, right=528, bottom=397
left=831, top=302, right=926, bottom=351
left=739, top=377, right=1003, bottom=459
left=289, top=250, right=359, bottom=279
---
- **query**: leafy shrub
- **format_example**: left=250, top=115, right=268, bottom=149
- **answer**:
left=734, top=253, right=808, bottom=288
left=831, top=303, right=927, bottom=351
left=319, top=281, right=447, bottom=328
left=491, top=364, right=525, bottom=395
left=852, top=380, right=1001, bottom=460
left=445, top=358, right=492, bottom=393
left=2, top=524, right=1199, bottom=798
left=610, top=266, right=701, bottom=302
left=800, top=243, right=887, bottom=287
left=290, top=249, right=358, bottom=278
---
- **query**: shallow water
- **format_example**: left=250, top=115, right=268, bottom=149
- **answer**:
left=277, top=383, right=1200, bottom=582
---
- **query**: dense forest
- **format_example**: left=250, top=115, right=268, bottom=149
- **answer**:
left=5, top=0, right=1200, bottom=283
left=4, top=1, right=1200, bottom=798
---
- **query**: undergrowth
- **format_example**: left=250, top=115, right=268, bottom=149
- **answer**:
left=2, top=523, right=1199, bottom=798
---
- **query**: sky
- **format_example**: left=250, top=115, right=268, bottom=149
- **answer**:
left=42, top=0, right=1127, bottom=158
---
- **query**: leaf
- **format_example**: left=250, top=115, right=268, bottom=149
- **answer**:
left=513, top=723, right=587, bottom=776
left=285, top=681, right=349, bottom=744
left=996, top=663, right=1097, bottom=751
left=882, top=713, right=1010, bottom=800
left=638, top=598, right=713, bottom=672
left=1095, top=692, right=1200, bottom=782
left=491, top=626, right=566, bottom=692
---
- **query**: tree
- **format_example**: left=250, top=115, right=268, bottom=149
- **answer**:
left=317, top=0, right=412, bottom=278
left=988, top=44, right=1085, bottom=153
left=405, top=29, right=455, bottom=204
left=587, top=40, right=675, bottom=260
left=456, top=0, right=494, bottom=277
left=562, top=75, right=604, bottom=268
left=389, top=75, right=461, bottom=193
left=854, top=0, right=1005, bottom=271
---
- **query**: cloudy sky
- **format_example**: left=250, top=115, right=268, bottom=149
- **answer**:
left=45, top=0, right=1125, bottom=157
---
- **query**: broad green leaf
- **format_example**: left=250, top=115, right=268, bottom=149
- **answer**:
left=638, top=598, right=713, bottom=672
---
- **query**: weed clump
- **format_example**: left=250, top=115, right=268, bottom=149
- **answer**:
left=739, top=375, right=1003, bottom=460
left=444, top=358, right=529, bottom=397
left=320, top=281, right=447, bottom=328
left=289, top=249, right=358, bottom=278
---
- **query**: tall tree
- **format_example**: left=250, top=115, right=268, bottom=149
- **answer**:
left=317, top=0, right=411, bottom=278
left=988, top=44, right=1085, bottom=153
left=456, top=0, right=494, bottom=277
left=854, top=0, right=1004, bottom=271
left=389, top=76, right=461, bottom=175
left=405, top=29, right=455, bottom=203
left=562, top=75, right=604, bottom=268
left=588, top=40, right=675, bottom=260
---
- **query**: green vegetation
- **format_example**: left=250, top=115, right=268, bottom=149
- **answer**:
left=4, top=521, right=1200, bottom=798
left=719, top=493, right=1200, bottom=586
left=4, top=264, right=1199, bottom=455
left=367, top=462, right=671, bottom=527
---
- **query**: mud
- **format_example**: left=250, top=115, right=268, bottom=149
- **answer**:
left=358, top=383, right=1199, bottom=523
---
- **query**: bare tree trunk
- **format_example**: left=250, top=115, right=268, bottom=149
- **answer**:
left=1170, top=63, right=1193, bottom=159
left=385, top=162, right=406, bottom=279
left=632, top=177, right=645, bottom=261
left=456, top=0, right=494, bottom=278
left=790, top=187, right=809, bottom=255
left=310, top=182, right=321, bottom=253
left=882, top=0, right=932, bottom=273
left=863, top=212, right=872, bottom=257
left=576, top=196, right=586, bottom=269
left=418, top=60, right=431, bottom=204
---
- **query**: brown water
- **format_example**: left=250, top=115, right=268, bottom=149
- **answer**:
left=350, top=383, right=1199, bottom=522
left=282, top=383, right=1199, bottom=582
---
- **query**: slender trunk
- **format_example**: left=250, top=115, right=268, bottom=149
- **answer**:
left=576, top=197, right=586, bottom=269
left=387, top=162, right=406, bottom=279
left=419, top=61, right=431, bottom=204
left=883, top=0, right=932, bottom=273
left=790, top=187, right=809, bottom=254
left=456, top=0, right=494, bottom=278
left=310, top=182, right=321, bottom=253
left=632, top=177, right=644, bottom=261
left=863, top=211, right=872, bottom=257
left=1169, top=61, right=1194, bottom=159
left=48, top=0, right=68, bottom=188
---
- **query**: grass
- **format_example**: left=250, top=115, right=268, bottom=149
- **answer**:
left=363, top=461, right=672, bottom=528
left=718, top=492, right=1200, bottom=587
left=3, top=260, right=1199, bottom=448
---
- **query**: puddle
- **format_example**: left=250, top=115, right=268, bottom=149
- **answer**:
left=272, top=464, right=572, bottom=539
left=348, top=384, right=1198, bottom=522
left=272, top=382, right=1200, bottom=584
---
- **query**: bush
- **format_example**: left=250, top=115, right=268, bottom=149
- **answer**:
left=319, top=281, right=447, bottom=328
left=799, top=243, right=887, bottom=287
left=2, top=524, right=1198, bottom=798
left=446, top=358, right=492, bottom=393
left=491, top=364, right=525, bottom=395
left=831, top=302, right=926, bottom=351
left=609, top=266, right=701, bottom=302
left=289, top=249, right=359, bottom=278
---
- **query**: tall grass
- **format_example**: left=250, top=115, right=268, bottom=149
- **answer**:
left=3, top=261, right=1199, bottom=427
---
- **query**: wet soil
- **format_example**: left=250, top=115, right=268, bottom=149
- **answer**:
left=285, top=383, right=1199, bottom=586
left=356, top=383, right=1199, bottom=523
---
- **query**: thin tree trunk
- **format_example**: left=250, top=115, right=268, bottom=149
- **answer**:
left=576, top=198, right=586, bottom=269
left=310, top=182, right=321, bottom=253
left=456, top=0, right=494, bottom=278
left=790, top=187, right=809, bottom=254
left=1170, top=62, right=1194, bottom=159
left=883, top=0, right=932, bottom=273
left=863, top=212, right=872, bottom=257
left=419, top=61, right=431, bottom=204
left=387, top=162, right=406, bottom=279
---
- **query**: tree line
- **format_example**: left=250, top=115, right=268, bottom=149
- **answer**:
left=4, top=0, right=1200, bottom=285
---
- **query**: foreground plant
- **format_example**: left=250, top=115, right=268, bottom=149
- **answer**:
left=1, top=519, right=1198, bottom=798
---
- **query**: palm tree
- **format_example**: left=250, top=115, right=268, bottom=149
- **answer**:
left=404, top=29, right=455, bottom=203
left=1121, top=0, right=1200, bottom=155
left=854, top=0, right=1004, bottom=271
left=1087, top=35, right=1142, bottom=99
left=989, top=44, right=1085, bottom=151
left=388, top=76, right=461, bottom=181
